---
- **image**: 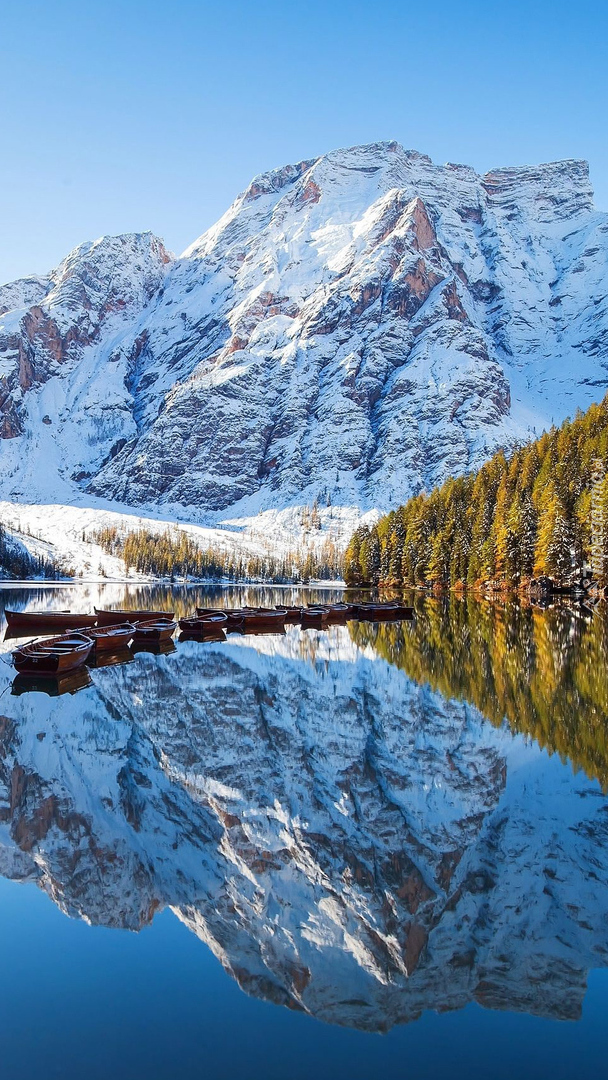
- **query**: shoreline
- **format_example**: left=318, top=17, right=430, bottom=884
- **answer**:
left=0, top=578, right=347, bottom=589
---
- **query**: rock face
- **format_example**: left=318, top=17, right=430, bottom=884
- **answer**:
left=1, top=143, right=607, bottom=525
left=0, top=233, right=170, bottom=455
left=0, top=628, right=606, bottom=1030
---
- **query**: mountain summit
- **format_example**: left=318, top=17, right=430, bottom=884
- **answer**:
left=1, top=142, right=606, bottom=534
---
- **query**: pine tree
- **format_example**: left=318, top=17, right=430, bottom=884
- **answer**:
left=346, top=392, right=608, bottom=593
left=546, top=512, right=574, bottom=581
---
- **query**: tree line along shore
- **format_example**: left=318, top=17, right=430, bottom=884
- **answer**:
left=91, top=526, right=343, bottom=584
left=3, top=394, right=608, bottom=591
left=344, top=394, right=608, bottom=594
left=0, top=523, right=59, bottom=580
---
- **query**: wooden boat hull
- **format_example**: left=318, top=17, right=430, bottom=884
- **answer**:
left=223, top=615, right=246, bottom=629
left=303, top=603, right=354, bottom=624
left=133, top=619, right=177, bottom=643
left=324, top=605, right=356, bottom=624
left=354, top=604, right=414, bottom=621
left=94, top=608, right=174, bottom=626
left=301, top=609, right=330, bottom=630
left=333, top=604, right=358, bottom=619
left=86, top=623, right=135, bottom=651
left=203, top=608, right=286, bottom=632
left=273, top=606, right=302, bottom=623
left=5, top=609, right=97, bottom=632
left=12, top=633, right=94, bottom=676
left=180, top=614, right=227, bottom=631
left=196, top=608, right=246, bottom=628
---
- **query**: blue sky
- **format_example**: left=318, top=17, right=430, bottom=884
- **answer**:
left=1, top=0, right=606, bottom=283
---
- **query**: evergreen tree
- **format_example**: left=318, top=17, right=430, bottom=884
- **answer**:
left=345, top=392, right=608, bottom=590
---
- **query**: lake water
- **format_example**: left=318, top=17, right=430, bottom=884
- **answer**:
left=1, top=583, right=607, bottom=1080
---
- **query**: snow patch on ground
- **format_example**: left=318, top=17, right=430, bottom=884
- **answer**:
left=0, top=499, right=352, bottom=580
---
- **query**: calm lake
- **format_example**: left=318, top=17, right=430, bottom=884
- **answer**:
left=1, top=583, right=607, bottom=1080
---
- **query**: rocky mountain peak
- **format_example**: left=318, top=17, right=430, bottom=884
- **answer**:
left=0, top=143, right=606, bottom=535
left=482, top=158, right=594, bottom=220
left=0, top=275, right=52, bottom=317
left=242, top=157, right=319, bottom=204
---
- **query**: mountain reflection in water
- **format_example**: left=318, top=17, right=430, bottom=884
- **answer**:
left=0, top=588, right=607, bottom=1032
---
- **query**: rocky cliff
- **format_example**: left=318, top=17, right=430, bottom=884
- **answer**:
left=1, top=143, right=607, bottom=534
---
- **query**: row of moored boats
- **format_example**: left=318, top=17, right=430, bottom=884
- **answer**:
left=4, top=601, right=414, bottom=677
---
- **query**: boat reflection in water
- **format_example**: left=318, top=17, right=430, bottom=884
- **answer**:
left=11, top=667, right=93, bottom=697
left=86, top=647, right=135, bottom=670
left=178, top=630, right=226, bottom=644
left=4, top=625, right=52, bottom=642
left=129, top=637, right=177, bottom=657
left=0, top=592, right=607, bottom=1036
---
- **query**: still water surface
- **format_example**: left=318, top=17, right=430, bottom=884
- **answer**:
left=0, top=583, right=607, bottom=1079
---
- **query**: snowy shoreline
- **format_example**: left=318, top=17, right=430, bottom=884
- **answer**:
left=0, top=576, right=346, bottom=589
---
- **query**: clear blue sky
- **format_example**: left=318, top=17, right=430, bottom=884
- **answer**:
left=1, top=0, right=606, bottom=284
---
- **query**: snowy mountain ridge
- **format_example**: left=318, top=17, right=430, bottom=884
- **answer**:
left=1, top=141, right=607, bottom=548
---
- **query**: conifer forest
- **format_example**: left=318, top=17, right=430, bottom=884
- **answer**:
left=344, top=395, right=608, bottom=590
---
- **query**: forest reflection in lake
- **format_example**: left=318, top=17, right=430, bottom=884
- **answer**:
left=350, top=593, right=608, bottom=789
left=0, top=583, right=607, bottom=1079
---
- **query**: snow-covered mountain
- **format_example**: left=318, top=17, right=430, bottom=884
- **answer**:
left=0, top=626, right=606, bottom=1029
left=1, top=142, right=607, bottom=542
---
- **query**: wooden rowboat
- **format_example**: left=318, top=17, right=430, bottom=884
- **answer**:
left=325, top=603, right=356, bottom=623
left=132, top=618, right=177, bottom=643
left=183, top=613, right=228, bottom=628
left=301, top=607, right=330, bottom=630
left=12, top=632, right=94, bottom=676
left=353, top=603, right=414, bottom=620
left=304, top=603, right=356, bottom=623
left=197, top=608, right=286, bottom=631
left=274, top=605, right=302, bottom=623
left=179, top=614, right=227, bottom=638
left=84, top=622, right=136, bottom=651
left=5, top=609, right=97, bottom=632
left=94, top=607, right=174, bottom=626
left=196, top=607, right=245, bottom=627
left=231, top=609, right=286, bottom=631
